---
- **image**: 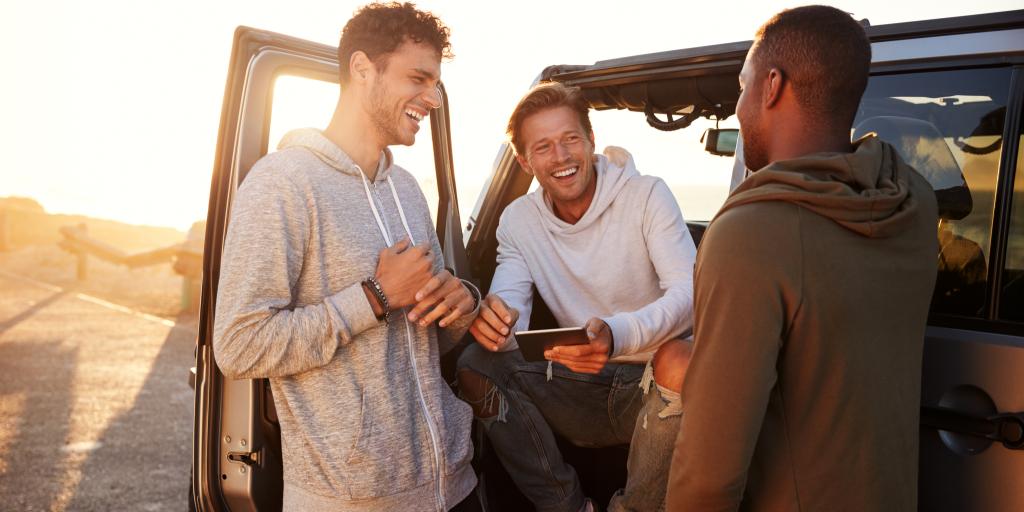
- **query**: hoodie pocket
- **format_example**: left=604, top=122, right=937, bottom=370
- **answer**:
left=342, top=392, right=430, bottom=499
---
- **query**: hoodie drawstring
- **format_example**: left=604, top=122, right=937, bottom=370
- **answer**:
left=357, top=168, right=415, bottom=245
left=355, top=165, right=446, bottom=511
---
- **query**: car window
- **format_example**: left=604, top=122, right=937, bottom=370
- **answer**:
left=268, top=74, right=440, bottom=222
left=853, top=67, right=1014, bottom=318
left=585, top=109, right=737, bottom=222
left=1000, top=105, right=1024, bottom=322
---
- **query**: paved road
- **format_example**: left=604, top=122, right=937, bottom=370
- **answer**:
left=0, top=271, right=196, bottom=511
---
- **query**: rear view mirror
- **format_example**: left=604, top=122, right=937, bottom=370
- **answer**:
left=702, top=128, right=738, bottom=156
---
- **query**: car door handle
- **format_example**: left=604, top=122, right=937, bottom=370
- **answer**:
left=921, top=405, right=1024, bottom=450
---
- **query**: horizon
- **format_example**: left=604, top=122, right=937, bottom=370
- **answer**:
left=3, top=0, right=1019, bottom=230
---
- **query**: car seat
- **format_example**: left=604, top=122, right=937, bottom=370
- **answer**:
left=853, top=116, right=985, bottom=315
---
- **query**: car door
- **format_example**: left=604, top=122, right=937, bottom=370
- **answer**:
left=190, top=27, right=467, bottom=512
left=855, top=24, right=1024, bottom=510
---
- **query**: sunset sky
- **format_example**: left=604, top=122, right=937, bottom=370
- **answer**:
left=2, top=0, right=1019, bottom=231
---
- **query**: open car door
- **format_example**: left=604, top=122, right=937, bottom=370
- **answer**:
left=191, top=27, right=467, bottom=511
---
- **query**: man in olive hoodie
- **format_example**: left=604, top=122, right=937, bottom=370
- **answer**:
left=213, top=4, right=480, bottom=511
left=667, top=6, right=938, bottom=512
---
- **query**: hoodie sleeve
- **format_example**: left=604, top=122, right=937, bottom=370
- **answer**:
left=666, top=203, right=800, bottom=511
left=213, top=165, right=379, bottom=380
left=603, top=180, right=696, bottom=357
left=488, top=212, right=535, bottom=352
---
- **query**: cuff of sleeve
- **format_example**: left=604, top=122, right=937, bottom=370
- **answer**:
left=603, top=313, right=635, bottom=358
left=460, top=279, right=483, bottom=317
left=326, top=282, right=381, bottom=345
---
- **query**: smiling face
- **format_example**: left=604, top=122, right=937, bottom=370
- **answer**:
left=516, top=106, right=597, bottom=222
left=364, top=40, right=442, bottom=147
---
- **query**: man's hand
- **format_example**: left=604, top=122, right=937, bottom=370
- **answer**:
left=374, top=239, right=433, bottom=309
left=468, top=294, right=519, bottom=352
left=545, top=317, right=612, bottom=374
left=407, top=270, right=477, bottom=328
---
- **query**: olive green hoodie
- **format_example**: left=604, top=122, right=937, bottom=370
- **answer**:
left=667, top=136, right=938, bottom=511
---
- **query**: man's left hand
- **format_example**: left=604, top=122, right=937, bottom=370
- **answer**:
left=408, top=270, right=476, bottom=328
left=545, top=317, right=612, bottom=374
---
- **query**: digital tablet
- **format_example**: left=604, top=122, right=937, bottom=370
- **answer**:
left=514, top=327, right=589, bottom=362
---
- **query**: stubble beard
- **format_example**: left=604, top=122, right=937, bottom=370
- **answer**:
left=367, top=82, right=403, bottom=147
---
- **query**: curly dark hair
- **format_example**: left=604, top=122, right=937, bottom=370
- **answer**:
left=337, top=2, right=453, bottom=83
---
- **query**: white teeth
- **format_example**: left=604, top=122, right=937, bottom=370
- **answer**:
left=405, top=109, right=424, bottom=121
left=553, top=167, right=578, bottom=178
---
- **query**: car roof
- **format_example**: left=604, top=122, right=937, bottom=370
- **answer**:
left=540, top=9, right=1024, bottom=118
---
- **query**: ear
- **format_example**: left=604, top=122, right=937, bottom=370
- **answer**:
left=764, top=67, right=785, bottom=109
left=588, top=131, right=596, bottom=148
left=516, top=154, right=535, bottom=176
left=349, top=51, right=372, bottom=83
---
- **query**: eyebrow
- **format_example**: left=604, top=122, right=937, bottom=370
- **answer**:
left=412, top=68, right=439, bottom=81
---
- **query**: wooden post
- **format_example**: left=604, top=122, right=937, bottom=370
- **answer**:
left=76, top=223, right=88, bottom=281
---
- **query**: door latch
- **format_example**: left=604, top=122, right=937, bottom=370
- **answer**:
left=227, top=450, right=261, bottom=466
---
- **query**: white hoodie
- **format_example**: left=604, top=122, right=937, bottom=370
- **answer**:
left=492, top=152, right=696, bottom=362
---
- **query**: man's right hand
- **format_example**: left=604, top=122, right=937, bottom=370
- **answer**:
left=468, top=294, right=519, bottom=352
left=375, top=239, right=434, bottom=309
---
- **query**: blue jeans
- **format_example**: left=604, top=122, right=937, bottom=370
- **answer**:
left=457, top=344, right=681, bottom=512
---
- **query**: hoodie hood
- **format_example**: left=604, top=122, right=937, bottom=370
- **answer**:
left=529, top=151, right=638, bottom=235
left=278, top=128, right=393, bottom=182
left=719, top=135, right=927, bottom=238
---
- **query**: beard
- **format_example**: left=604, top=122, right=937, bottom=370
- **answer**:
left=739, top=108, right=769, bottom=172
left=367, top=80, right=404, bottom=146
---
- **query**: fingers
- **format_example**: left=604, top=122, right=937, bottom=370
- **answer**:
left=544, top=355, right=606, bottom=375
left=486, top=295, right=518, bottom=326
left=392, top=238, right=411, bottom=252
left=409, top=271, right=454, bottom=321
left=438, top=294, right=475, bottom=328
left=479, top=304, right=512, bottom=336
left=469, top=318, right=505, bottom=351
left=414, top=270, right=450, bottom=302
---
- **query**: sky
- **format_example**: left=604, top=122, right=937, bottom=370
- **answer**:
left=2, top=0, right=1020, bottom=231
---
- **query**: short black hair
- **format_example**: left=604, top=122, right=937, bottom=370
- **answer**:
left=337, top=2, right=452, bottom=84
left=753, top=5, right=871, bottom=127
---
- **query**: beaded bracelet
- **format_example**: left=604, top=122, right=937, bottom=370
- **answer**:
left=363, top=277, right=390, bottom=323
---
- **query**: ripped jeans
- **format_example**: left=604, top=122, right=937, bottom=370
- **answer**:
left=457, top=343, right=681, bottom=512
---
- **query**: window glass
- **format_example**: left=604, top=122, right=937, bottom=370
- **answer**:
left=854, top=67, right=1014, bottom=317
left=268, top=75, right=439, bottom=222
left=586, top=110, right=738, bottom=222
left=1000, top=106, right=1024, bottom=322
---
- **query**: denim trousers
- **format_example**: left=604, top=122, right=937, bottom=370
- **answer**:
left=458, top=343, right=681, bottom=512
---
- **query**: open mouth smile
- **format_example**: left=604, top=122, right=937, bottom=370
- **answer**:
left=405, top=108, right=425, bottom=122
left=552, top=166, right=578, bottom=179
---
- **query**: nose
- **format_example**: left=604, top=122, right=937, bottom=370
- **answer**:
left=554, top=140, right=571, bottom=161
left=424, top=84, right=442, bottom=110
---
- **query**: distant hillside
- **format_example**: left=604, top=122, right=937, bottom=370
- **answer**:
left=1, top=196, right=187, bottom=252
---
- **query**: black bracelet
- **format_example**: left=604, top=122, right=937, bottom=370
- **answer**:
left=363, top=277, right=390, bottom=323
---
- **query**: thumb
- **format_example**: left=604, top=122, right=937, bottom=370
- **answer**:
left=585, top=318, right=602, bottom=339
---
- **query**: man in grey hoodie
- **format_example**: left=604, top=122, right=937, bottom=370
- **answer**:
left=667, top=6, right=938, bottom=511
left=457, top=82, right=697, bottom=512
left=213, top=3, right=481, bottom=511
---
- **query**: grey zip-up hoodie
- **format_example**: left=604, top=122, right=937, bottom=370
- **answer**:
left=213, top=128, right=476, bottom=511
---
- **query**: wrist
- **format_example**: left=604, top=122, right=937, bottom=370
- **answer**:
left=362, top=277, right=390, bottom=322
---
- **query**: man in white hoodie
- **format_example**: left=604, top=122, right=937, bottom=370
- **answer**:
left=457, top=82, right=696, bottom=512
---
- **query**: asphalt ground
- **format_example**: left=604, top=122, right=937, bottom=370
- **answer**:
left=0, top=271, right=196, bottom=511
